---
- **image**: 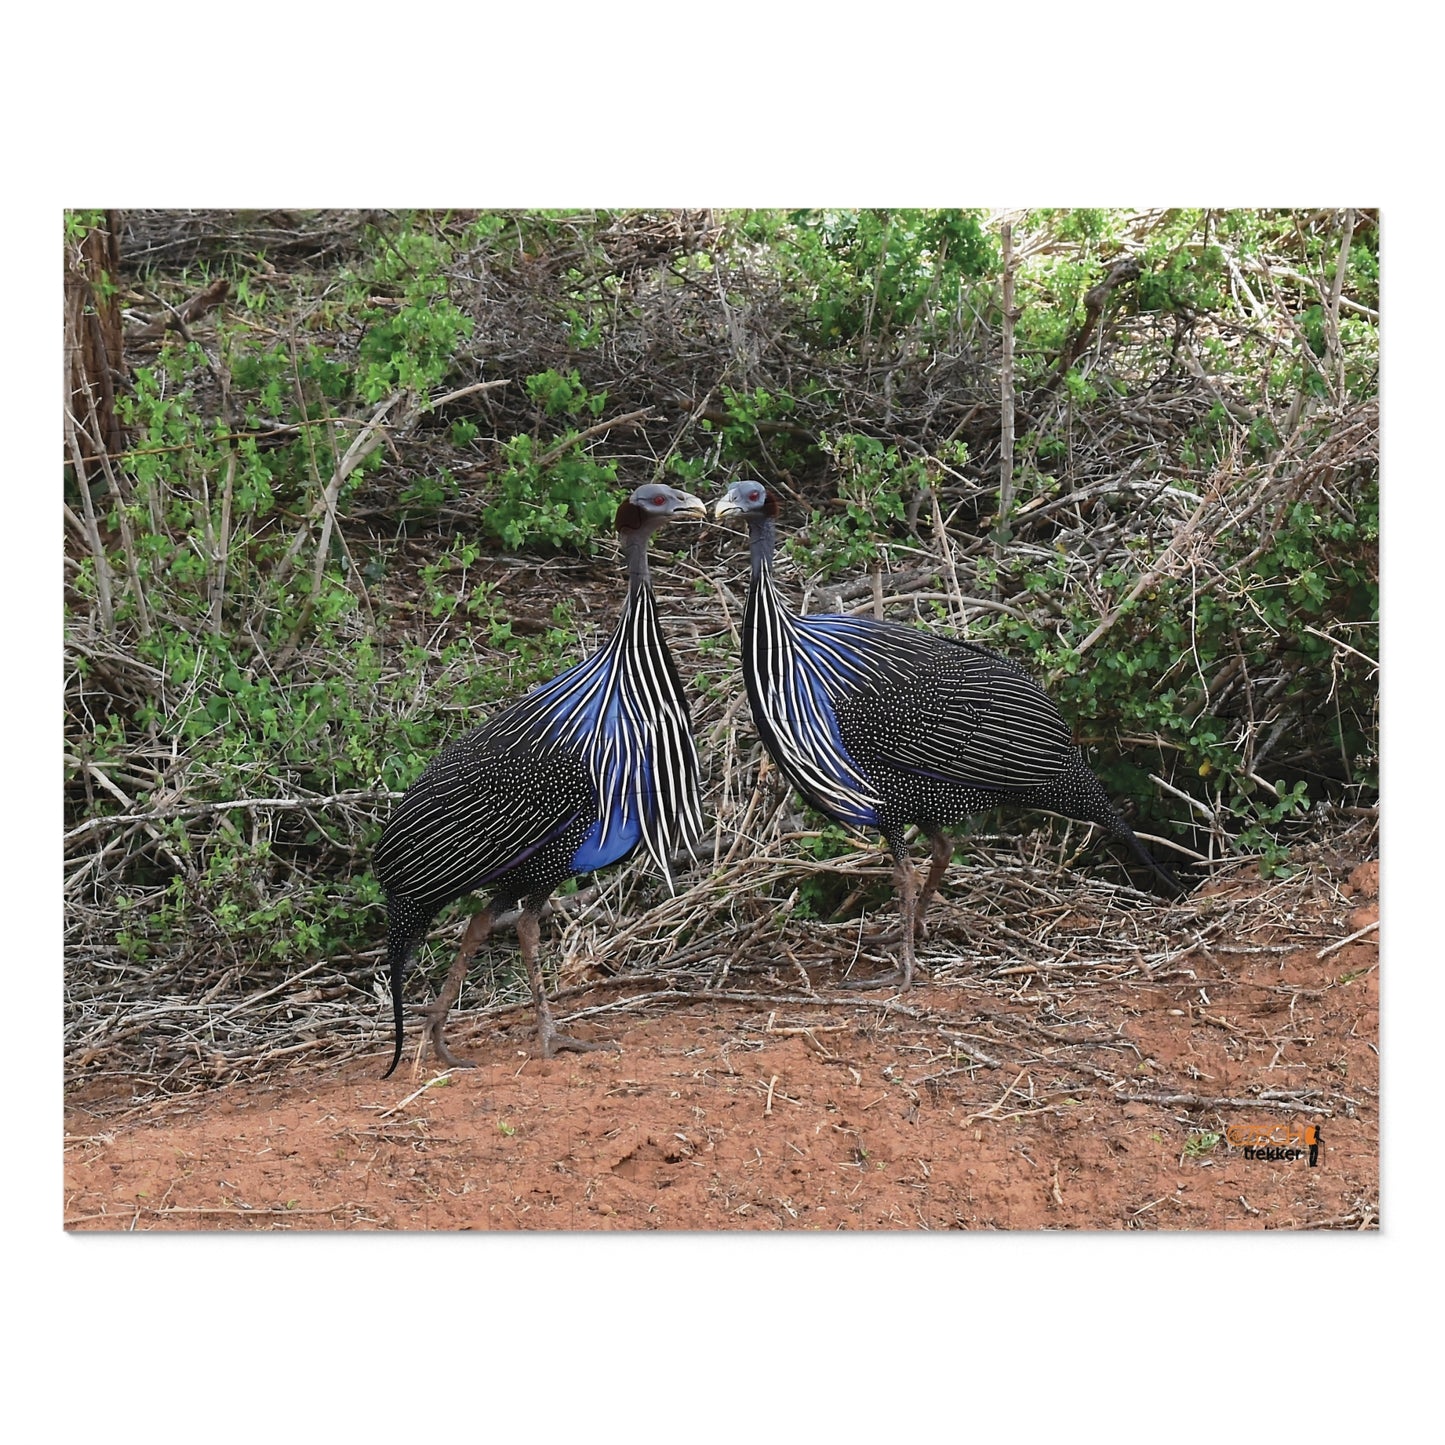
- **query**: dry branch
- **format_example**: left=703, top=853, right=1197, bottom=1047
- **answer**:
left=63, top=209, right=1377, bottom=1099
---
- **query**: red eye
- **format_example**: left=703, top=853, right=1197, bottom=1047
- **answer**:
left=651, top=495, right=665, bottom=506
left=748, top=490, right=760, bottom=501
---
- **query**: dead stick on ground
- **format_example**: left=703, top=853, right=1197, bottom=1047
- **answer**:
left=969, top=1065, right=1030, bottom=1121
left=1301, top=624, right=1377, bottom=670
left=67, top=1205, right=348, bottom=1224
left=1122, top=1091, right=1334, bottom=1114
left=64, top=410, right=116, bottom=631
left=378, top=1070, right=455, bottom=1118
left=64, top=788, right=402, bottom=844
left=1317, top=920, right=1378, bottom=959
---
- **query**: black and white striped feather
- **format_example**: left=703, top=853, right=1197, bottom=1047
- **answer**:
left=724, top=484, right=1178, bottom=899
left=743, top=551, right=1076, bottom=832
left=375, top=568, right=702, bottom=911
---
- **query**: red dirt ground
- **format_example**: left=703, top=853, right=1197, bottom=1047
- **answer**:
left=63, top=861, right=1378, bottom=1232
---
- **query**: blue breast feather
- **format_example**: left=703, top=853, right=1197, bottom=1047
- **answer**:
left=570, top=663, right=649, bottom=870
left=570, top=808, right=644, bottom=872
left=774, top=616, right=883, bottom=829
left=512, top=649, right=652, bottom=875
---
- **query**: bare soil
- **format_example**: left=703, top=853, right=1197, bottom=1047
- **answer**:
left=63, top=857, right=1378, bottom=1232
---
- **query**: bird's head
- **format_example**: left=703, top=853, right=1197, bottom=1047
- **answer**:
left=616, top=484, right=707, bottom=533
left=714, top=480, right=778, bottom=521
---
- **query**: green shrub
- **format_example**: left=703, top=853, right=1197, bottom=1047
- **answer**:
left=64, top=207, right=1378, bottom=1080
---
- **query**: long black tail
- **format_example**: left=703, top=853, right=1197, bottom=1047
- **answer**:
left=380, top=917, right=416, bottom=1080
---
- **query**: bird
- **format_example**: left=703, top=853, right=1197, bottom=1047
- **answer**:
left=714, top=479, right=1180, bottom=990
left=373, top=483, right=706, bottom=1077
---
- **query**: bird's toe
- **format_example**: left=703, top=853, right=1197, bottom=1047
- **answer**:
left=419, top=1006, right=477, bottom=1069
left=429, top=1035, right=478, bottom=1069
left=541, top=1031, right=620, bottom=1058
left=840, top=970, right=913, bottom=992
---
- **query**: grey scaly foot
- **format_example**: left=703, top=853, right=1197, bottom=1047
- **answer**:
left=420, top=1000, right=478, bottom=1069
left=840, top=969, right=919, bottom=992
left=535, top=1006, right=620, bottom=1058
left=541, top=1029, right=621, bottom=1058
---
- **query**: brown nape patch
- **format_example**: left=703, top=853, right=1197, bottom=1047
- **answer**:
left=763, top=495, right=780, bottom=518
left=615, top=501, right=645, bottom=532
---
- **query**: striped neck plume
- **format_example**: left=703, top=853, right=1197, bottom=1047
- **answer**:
left=598, top=573, right=704, bottom=883
left=591, top=516, right=704, bottom=884
left=741, top=513, right=882, bottom=830
left=480, top=514, right=703, bottom=890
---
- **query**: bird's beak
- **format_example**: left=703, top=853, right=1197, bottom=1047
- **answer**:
left=714, top=495, right=745, bottom=519
left=673, top=491, right=707, bottom=520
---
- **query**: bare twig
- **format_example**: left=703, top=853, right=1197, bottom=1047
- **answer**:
left=1316, top=920, right=1378, bottom=960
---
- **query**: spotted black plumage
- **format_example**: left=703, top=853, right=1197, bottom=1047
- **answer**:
left=374, top=485, right=705, bottom=1075
left=715, top=480, right=1180, bottom=988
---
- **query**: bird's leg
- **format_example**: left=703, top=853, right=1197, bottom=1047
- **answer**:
left=419, top=906, right=494, bottom=1069
left=845, top=841, right=922, bottom=991
left=519, top=901, right=619, bottom=1058
left=914, top=828, right=955, bottom=942
left=868, top=829, right=952, bottom=946
left=895, top=848, right=921, bottom=987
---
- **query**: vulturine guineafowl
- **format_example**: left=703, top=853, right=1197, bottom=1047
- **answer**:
left=714, top=480, right=1180, bottom=989
left=374, top=484, right=706, bottom=1076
